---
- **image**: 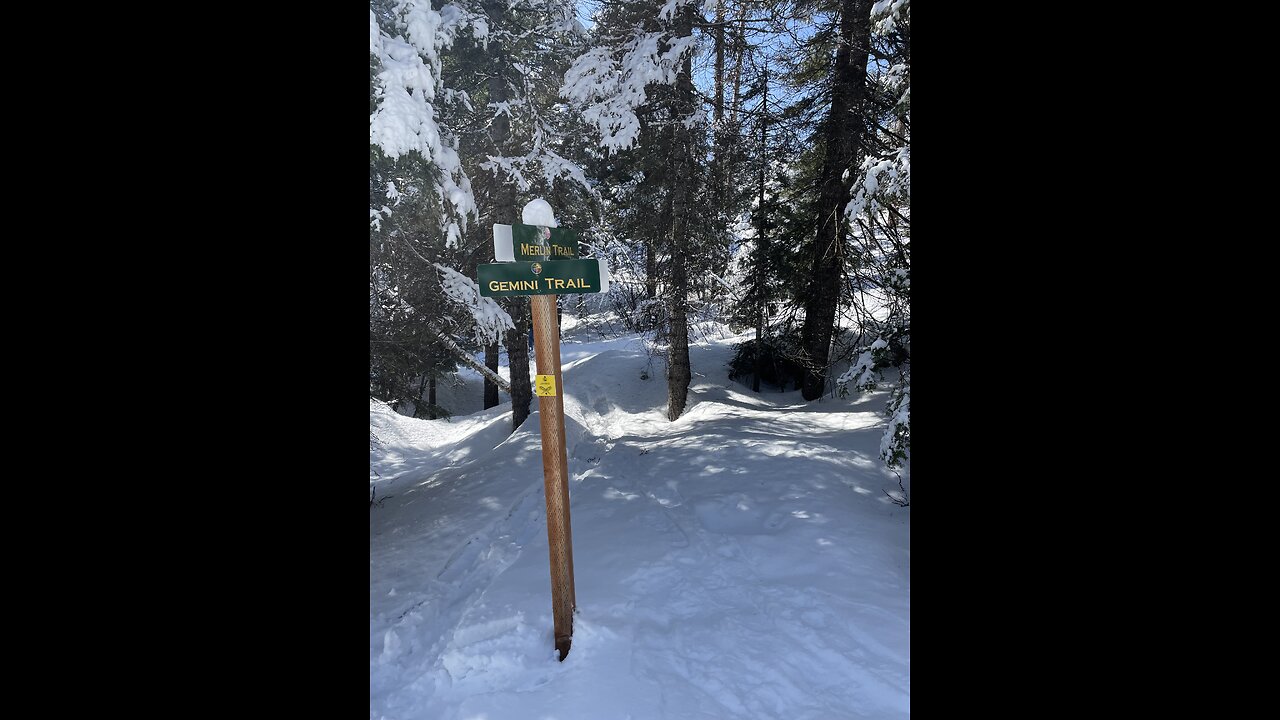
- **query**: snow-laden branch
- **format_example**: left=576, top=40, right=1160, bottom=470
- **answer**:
left=433, top=263, right=515, bottom=345
left=426, top=324, right=512, bottom=392
left=480, top=147, right=597, bottom=200
left=393, top=288, right=513, bottom=393
left=560, top=19, right=699, bottom=151
left=845, top=145, right=910, bottom=221
left=872, top=0, right=911, bottom=34
left=835, top=337, right=889, bottom=393
left=880, top=384, right=909, bottom=467
left=370, top=2, right=478, bottom=244
left=706, top=271, right=744, bottom=302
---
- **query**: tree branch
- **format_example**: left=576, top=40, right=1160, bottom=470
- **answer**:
left=427, top=324, right=512, bottom=392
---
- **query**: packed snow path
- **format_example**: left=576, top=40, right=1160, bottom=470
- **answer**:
left=370, top=330, right=910, bottom=719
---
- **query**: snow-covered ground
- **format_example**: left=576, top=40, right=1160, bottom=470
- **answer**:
left=370, top=319, right=910, bottom=719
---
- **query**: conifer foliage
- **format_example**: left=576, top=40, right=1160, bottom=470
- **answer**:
left=370, top=0, right=911, bottom=481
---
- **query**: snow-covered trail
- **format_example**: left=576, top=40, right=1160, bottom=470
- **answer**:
left=370, top=332, right=910, bottom=720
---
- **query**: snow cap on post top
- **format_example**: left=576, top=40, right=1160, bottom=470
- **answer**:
left=522, top=198, right=558, bottom=227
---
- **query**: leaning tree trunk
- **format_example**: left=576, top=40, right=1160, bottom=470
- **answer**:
left=666, top=7, right=696, bottom=421
left=799, top=0, right=874, bottom=401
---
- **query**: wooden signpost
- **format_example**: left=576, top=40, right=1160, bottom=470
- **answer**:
left=481, top=214, right=608, bottom=661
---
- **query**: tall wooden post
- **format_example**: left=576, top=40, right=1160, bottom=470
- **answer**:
left=482, top=215, right=604, bottom=661
left=530, top=293, right=576, bottom=660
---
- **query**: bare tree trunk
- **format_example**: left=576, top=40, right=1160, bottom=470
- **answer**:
left=484, top=342, right=499, bottom=409
left=503, top=299, right=532, bottom=429
left=428, top=375, right=437, bottom=419
left=753, top=68, right=767, bottom=394
left=666, top=7, right=695, bottom=421
left=708, top=0, right=730, bottom=286
left=714, top=0, right=725, bottom=123
left=731, top=9, right=745, bottom=125
left=799, top=0, right=873, bottom=401
left=416, top=374, right=429, bottom=418
left=645, top=239, right=658, bottom=301
left=752, top=328, right=762, bottom=392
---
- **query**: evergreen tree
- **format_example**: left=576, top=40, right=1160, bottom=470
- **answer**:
left=729, top=62, right=793, bottom=391
left=561, top=0, right=712, bottom=420
left=836, top=0, right=909, bottom=490
left=371, top=0, right=515, bottom=419
left=793, top=0, right=876, bottom=401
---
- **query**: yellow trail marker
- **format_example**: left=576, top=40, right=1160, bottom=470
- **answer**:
left=535, top=374, right=557, bottom=397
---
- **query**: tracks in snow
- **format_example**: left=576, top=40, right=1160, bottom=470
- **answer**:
left=374, top=480, right=546, bottom=708
left=372, top=339, right=908, bottom=718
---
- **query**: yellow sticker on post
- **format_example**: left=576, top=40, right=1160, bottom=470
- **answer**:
left=535, top=374, right=557, bottom=396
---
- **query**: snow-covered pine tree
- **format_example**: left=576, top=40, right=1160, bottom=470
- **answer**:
left=836, top=0, right=909, bottom=499
left=561, top=0, right=721, bottom=420
left=370, top=1, right=478, bottom=246
left=370, top=147, right=461, bottom=417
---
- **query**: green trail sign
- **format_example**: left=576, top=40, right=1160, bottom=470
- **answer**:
left=493, top=223, right=580, bottom=261
left=478, top=258, right=607, bottom=297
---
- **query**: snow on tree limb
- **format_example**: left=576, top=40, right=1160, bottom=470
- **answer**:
left=481, top=148, right=597, bottom=200
left=370, top=1, right=478, bottom=241
left=880, top=386, right=909, bottom=467
left=433, top=263, right=515, bottom=345
left=427, top=323, right=512, bottom=392
left=392, top=289, right=513, bottom=392
left=845, top=146, right=910, bottom=220
left=560, top=13, right=699, bottom=151
left=872, top=0, right=911, bottom=34
left=380, top=230, right=512, bottom=350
